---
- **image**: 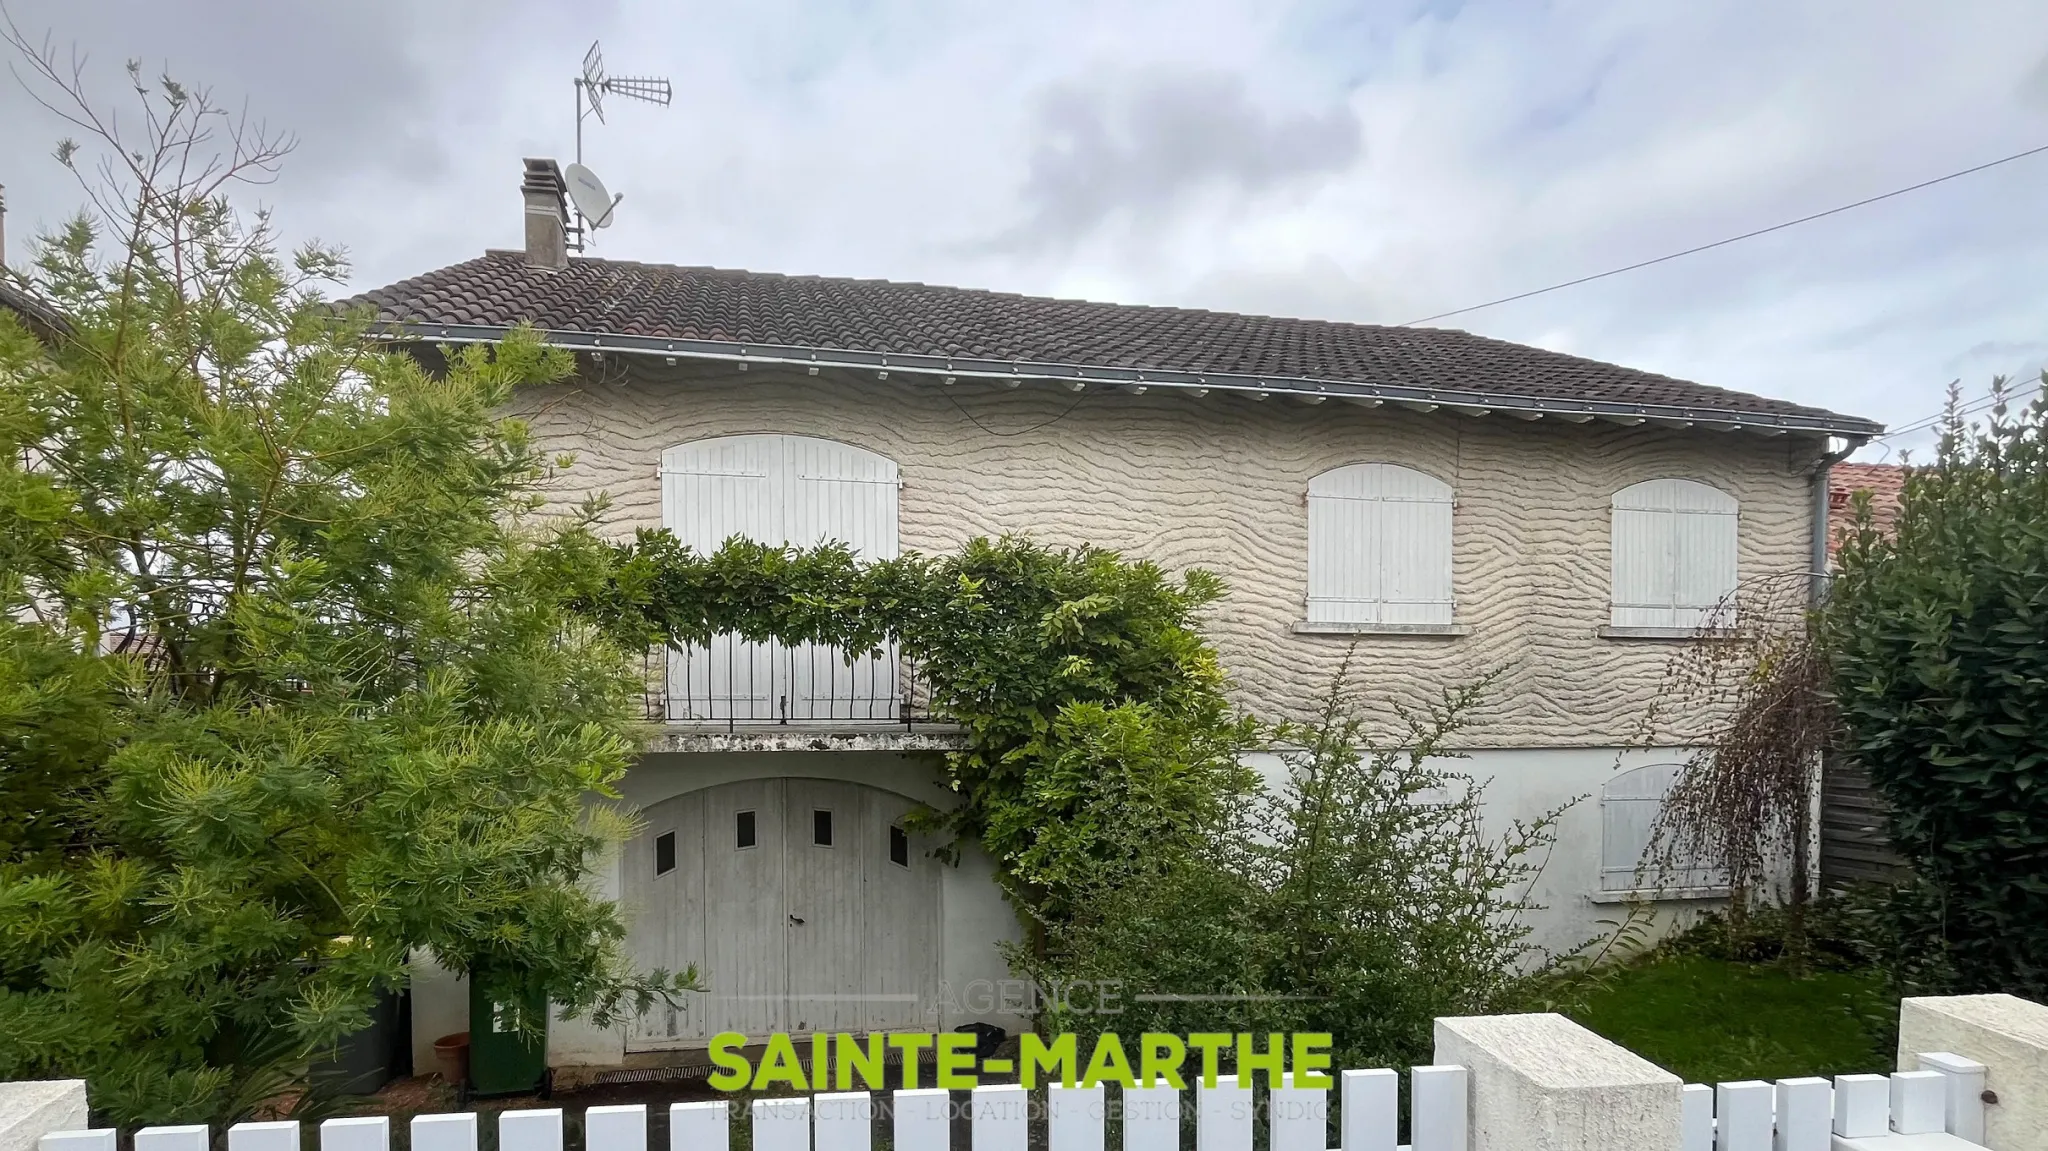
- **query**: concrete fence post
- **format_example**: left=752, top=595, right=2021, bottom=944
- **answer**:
left=1433, top=1013, right=1681, bottom=1151
left=1897, top=992, right=2048, bottom=1151
left=0, top=1081, right=87, bottom=1151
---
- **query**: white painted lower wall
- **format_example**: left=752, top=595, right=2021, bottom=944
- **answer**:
left=1242, top=745, right=1735, bottom=960
left=410, top=744, right=1729, bottom=1071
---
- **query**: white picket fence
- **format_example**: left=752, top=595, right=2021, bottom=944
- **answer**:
left=28, top=1051, right=1992, bottom=1151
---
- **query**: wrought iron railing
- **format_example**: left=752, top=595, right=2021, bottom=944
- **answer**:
left=642, top=639, right=944, bottom=731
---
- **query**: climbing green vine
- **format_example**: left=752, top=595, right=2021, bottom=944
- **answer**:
left=580, top=531, right=1259, bottom=933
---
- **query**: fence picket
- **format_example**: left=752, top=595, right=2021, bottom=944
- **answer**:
left=891, top=1089, right=948, bottom=1151
left=1888, top=1071, right=1944, bottom=1135
left=1196, top=1074, right=1252, bottom=1151
left=1049, top=1083, right=1105, bottom=1151
left=586, top=1105, right=647, bottom=1151
left=1917, top=1052, right=1988, bottom=1143
left=972, top=1084, right=1027, bottom=1151
left=411, top=1113, right=477, bottom=1151
left=38, top=1131, right=115, bottom=1151
left=1339, top=1069, right=1396, bottom=1151
left=1831, top=1075, right=1888, bottom=1139
left=1409, top=1066, right=1467, bottom=1151
left=753, top=1097, right=811, bottom=1151
left=1679, top=1084, right=1713, bottom=1151
left=500, top=1109, right=563, bottom=1151
left=1715, top=1082, right=1772, bottom=1151
left=319, top=1115, right=389, bottom=1151
left=1772, top=1078, right=1829, bottom=1151
left=228, top=1121, right=300, bottom=1151
left=671, top=1101, right=728, bottom=1151
left=1122, top=1084, right=1181, bottom=1151
left=134, top=1127, right=209, bottom=1151
left=1268, top=1073, right=1325, bottom=1151
left=814, top=1092, right=872, bottom=1151
left=23, top=1060, right=1522, bottom=1151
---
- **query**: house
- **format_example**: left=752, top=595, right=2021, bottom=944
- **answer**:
left=1820, top=462, right=1910, bottom=888
left=1827, top=462, right=1908, bottom=560
left=344, top=159, right=1885, bottom=1072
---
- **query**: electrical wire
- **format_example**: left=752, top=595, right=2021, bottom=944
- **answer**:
left=1399, top=141, right=2048, bottom=328
left=942, top=386, right=1090, bottom=437
left=1865, top=377, right=2047, bottom=462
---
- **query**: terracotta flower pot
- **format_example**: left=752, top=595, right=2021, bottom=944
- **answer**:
left=431, top=1031, right=471, bottom=1087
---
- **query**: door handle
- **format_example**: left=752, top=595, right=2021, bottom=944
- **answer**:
left=789, top=914, right=806, bottom=925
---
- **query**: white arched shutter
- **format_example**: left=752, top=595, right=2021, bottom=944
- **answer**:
left=1610, top=479, right=1738, bottom=630
left=660, top=435, right=901, bottom=723
left=1601, top=763, right=1723, bottom=892
left=782, top=438, right=900, bottom=720
left=663, top=436, right=782, bottom=717
left=1307, top=464, right=1454, bottom=625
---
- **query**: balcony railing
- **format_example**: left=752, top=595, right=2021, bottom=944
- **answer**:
left=643, top=638, right=945, bottom=732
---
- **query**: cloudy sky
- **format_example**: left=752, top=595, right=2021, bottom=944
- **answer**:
left=2, top=0, right=2045, bottom=459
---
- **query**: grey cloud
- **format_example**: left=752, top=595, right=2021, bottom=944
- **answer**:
left=993, top=66, right=1362, bottom=249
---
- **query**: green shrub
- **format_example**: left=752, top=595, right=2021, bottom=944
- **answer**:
left=1826, top=378, right=2048, bottom=998
left=1008, top=666, right=1567, bottom=1072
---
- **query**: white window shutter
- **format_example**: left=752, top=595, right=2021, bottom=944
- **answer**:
left=660, top=435, right=902, bottom=722
left=1610, top=479, right=1737, bottom=629
left=782, top=436, right=900, bottom=561
left=661, top=434, right=780, bottom=551
left=1601, top=762, right=1723, bottom=891
left=1306, top=464, right=1453, bottom=625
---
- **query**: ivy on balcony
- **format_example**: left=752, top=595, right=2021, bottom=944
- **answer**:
left=577, top=531, right=1259, bottom=931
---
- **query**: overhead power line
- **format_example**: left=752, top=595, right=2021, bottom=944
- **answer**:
left=1873, top=377, right=2046, bottom=446
left=1400, top=141, right=2048, bottom=327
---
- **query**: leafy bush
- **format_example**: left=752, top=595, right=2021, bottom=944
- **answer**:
left=600, top=532, right=1257, bottom=935
left=0, top=66, right=688, bottom=1124
left=1008, top=665, right=1567, bottom=1072
left=1826, top=378, right=2048, bottom=998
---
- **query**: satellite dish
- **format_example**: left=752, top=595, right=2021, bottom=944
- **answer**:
left=564, top=162, right=620, bottom=229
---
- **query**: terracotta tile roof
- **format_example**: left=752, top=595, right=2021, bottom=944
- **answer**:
left=340, top=251, right=1882, bottom=434
left=1828, top=462, right=1908, bottom=559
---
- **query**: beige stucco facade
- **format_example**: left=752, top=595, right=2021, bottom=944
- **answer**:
left=513, top=356, right=1822, bottom=746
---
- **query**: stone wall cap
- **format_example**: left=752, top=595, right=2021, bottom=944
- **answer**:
left=1902, top=993, right=2048, bottom=1048
left=1437, top=1012, right=1681, bottom=1090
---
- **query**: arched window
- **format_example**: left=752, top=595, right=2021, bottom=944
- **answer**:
left=659, top=435, right=900, bottom=722
left=1306, top=463, right=1454, bottom=626
left=1610, top=478, right=1738, bottom=630
left=1601, top=763, right=1724, bottom=892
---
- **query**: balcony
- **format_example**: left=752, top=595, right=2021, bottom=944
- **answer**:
left=640, top=639, right=962, bottom=753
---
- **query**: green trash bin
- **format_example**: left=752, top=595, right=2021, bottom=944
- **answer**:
left=467, top=973, right=548, bottom=1096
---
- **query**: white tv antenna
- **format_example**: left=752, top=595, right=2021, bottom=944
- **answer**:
left=571, top=40, right=671, bottom=249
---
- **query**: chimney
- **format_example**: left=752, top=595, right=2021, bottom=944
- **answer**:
left=521, top=159, right=570, bottom=270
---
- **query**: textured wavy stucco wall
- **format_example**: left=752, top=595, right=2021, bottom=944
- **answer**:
left=514, top=359, right=1822, bottom=747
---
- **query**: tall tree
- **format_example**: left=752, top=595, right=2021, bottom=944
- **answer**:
left=1827, top=379, right=2048, bottom=998
left=0, top=40, right=685, bottom=1125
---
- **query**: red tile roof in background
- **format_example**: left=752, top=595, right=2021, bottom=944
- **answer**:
left=1828, top=462, right=1907, bottom=560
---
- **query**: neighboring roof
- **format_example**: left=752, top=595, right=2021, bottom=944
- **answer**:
left=0, top=277, right=67, bottom=344
left=341, top=251, right=1883, bottom=437
left=1828, top=462, right=1908, bottom=559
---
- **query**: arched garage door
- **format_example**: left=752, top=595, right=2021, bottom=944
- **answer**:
left=624, top=778, right=941, bottom=1048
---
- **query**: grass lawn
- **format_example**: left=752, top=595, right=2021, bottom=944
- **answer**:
left=1565, top=953, right=1897, bottom=1084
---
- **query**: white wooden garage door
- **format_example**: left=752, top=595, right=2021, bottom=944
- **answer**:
left=660, top=435, right=900, bottom=722
left=623, top=779, right=941, bottom=1048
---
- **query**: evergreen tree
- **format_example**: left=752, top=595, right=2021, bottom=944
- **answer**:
left=0, top=50, right=686, bottom=1124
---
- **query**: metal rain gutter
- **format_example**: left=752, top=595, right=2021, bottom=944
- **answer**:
left=371, top=320, right=1887, bottom=439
